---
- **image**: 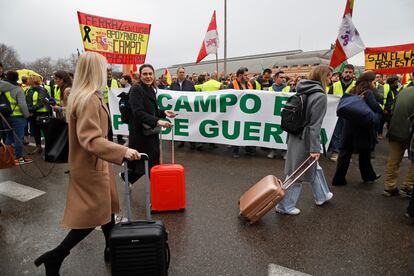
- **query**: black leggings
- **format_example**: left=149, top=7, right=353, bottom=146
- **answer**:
left=59, top=214, right=115, bottom=252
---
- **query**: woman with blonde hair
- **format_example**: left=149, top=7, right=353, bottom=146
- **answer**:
left=34, top=52, right=140, bottom=275
left=276, top=65, right=334, bottom=215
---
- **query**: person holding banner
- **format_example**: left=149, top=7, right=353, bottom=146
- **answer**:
left=34, top=52, right=141, bottom=274
left=332, top=72, right=382, bottom=186
left=275, top=65, right=333, bottom=215
left=121, top=64, right=176, bottom=186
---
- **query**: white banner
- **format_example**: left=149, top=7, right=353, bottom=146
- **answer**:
left=108, top=88, right=340, bottom=150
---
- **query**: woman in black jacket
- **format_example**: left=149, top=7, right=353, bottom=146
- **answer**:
left=122, top=64, right=175, bottom=184
left=332, top=71, right=382, bottom=186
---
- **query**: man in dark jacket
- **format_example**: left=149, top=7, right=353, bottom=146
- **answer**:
left=383, top=86, right=414, bottom=197
left=170, top=67, right=200, bottom=149
left=170, top=67, right=196, bottom=92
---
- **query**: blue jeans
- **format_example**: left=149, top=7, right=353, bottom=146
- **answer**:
left=276, top=163, right=331, bottom=212
left=329, top=118, right=344, bottom=153
left=5, top=116, right=27, bottom=158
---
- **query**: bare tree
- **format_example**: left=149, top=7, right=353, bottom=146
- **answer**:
left=0, top=43, right=23, bottom=69
left=27, top=57, right=54, bottom=80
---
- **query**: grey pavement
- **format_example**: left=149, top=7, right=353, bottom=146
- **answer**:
left=0, top=140, right=413, bottom=275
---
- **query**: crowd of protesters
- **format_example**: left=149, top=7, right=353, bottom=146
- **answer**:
left=1, top=60, right=413, bottom=224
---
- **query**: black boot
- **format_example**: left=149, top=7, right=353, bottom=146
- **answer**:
left=34, top=246, right=69, bottom=276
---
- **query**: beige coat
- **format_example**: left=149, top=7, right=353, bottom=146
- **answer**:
left=62, top=93, right=127, bottom=229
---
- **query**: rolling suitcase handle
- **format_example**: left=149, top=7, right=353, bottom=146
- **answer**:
left=159, top=124, right=175, bottom=165
left=282, top=156, right=317, bottom=190
left=123, top=153, right=152, bottom=222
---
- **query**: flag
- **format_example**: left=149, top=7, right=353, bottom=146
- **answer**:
left=196, top=10, right=219, bottom=64
left=329, top=0, right=365, bottom=68
left=164, top=68, right=172, bottom=86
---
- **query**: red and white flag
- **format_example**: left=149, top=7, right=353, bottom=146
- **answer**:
left=329, top=0, right=365, bottom=68
left=196, top=10, right=219, bottom=64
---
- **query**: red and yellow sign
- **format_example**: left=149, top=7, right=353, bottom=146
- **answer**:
left=77, top=11, right=151, bottom=64
left=365, top=43, right=414, bottom=74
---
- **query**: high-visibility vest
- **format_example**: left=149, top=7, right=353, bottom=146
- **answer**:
left=232, top=80, right=253, bottom=90
left=255, top=81, right=261, bottom=90
left=33, top=91, right=48, bottom=112
left=201, top=79, right=222, bottom=91
left=383, top=83, right=398, bottom=110
left=268, top=84, right=290, bottom=92
left=53, top=85, right=61, bottom=105
left=382, top=83, right=390, bottom=108
left=332, top=80, right=356, bottom=96
left=104, top=79, right=119, bottom=104
left=43, top=84, right=51, bottom=96
left=325, top=86, right=330, bottom=93
left=4, top=91, right=23, bottom=116
left=194, top=84, right=203, bottom=92
left=404, top=80, right=413, bottom=89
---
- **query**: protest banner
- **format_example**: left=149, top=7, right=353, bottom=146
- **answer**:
left=365, top=43, right=414, bottom=74
left=108, top=89, right=339, bottom=150
left=77, top=11, right=151, bottom=64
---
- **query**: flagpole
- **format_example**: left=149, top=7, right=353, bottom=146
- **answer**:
left=224, top=0, right=227, bottom=76
left=215, top=53, right=219, bottom=80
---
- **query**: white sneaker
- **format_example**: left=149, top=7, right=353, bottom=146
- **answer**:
left=267, top=150, right=276, bottom=159
left=315, top=192, right=333, bottom=206
left=275, top=207, right=301, bottom=215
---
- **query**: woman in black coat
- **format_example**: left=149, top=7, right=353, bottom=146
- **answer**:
left=122, top=64, right=175, bottom=184
left=332, top=71, right=382, bottom=186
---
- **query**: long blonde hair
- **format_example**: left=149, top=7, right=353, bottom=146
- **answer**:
left=66, top=52, right=107, bottom=121
left=308, top=65, right=332, bottom=92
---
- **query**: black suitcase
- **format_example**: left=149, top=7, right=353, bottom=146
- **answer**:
left=110, top=154, right=170, bottom=275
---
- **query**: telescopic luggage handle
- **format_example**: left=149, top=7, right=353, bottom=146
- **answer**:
left=123, top=153, right=152, bottom=222
left=159, top=124, right=175, bottom=165
left=282, top=156, right=317, bottom=190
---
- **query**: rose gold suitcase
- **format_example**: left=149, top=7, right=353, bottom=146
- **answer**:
left=239, top=156, right=316, bottom=224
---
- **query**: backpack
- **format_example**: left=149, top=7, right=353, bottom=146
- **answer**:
left=281, top=91, right=316, bottom=135
left=118, top=91, right=131, bottom=124
left=0, top=91, right=13, bottom=117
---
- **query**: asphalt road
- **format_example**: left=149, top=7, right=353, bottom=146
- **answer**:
left=0, top=139, right=413, bottom=275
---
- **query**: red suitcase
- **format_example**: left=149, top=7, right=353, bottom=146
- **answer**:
left=150, top=128, right=186, bottom=212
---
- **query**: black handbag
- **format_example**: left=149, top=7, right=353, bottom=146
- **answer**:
left=35, top=115, right=50, bottom=126
left=142, top=123, right=161, bottom=136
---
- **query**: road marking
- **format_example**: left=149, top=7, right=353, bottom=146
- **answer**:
left=268, top=264, right=311, bottom=276
left=0, top=181, right=46, bottom=202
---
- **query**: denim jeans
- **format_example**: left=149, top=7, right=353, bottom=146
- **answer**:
left=5, top=116, right=27, bottom=158
left=329, top=118, right=344, bottom=153
left=276, top=163, right=331, bottom=212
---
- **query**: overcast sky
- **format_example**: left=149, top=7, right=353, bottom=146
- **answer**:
left=1, top=0, right=413, bottom=70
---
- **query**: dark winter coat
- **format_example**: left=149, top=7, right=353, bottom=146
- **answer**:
left=170, top=79, right=195, bottom=92
left=128, top=83, right=166, bottom=175
left=387, top=86, right=414, bottom=144
left=341, top=89, right=382, bottom=150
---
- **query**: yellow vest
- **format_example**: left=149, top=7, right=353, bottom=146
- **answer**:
left=201, top=79, right=222, bottom=91
left=43, top=84, right=51, bottom=96
left=104, top=79, right=119, bottom=104
left=33, top=91, right=48, bottom=112
left=53, top=85, right=61, bottom=105
left=5, top=91, right=23, bottom=116
left=332, top=80, right=356, bottom=96
left=269, top=85, right=290, bottom=92
left=255, top=81, right=261, bottom=91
